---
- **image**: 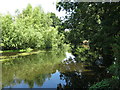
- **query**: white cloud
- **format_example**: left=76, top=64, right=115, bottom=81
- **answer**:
left=0, top=0, right=65, bottom=18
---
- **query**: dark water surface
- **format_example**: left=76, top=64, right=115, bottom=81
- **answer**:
left=2, top=50, right=105, bottom=89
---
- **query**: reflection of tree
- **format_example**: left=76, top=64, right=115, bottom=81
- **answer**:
left=24, top=80, right=34, bottom=88
left=2, top=50, right=65, bottom=88
left=34, top=74, right=51, bottom=87
left=59, top=62, right=107, bottom=89
left=24, top=74, right=51, bottom=88
left=60, top=72, right=93, bottom=89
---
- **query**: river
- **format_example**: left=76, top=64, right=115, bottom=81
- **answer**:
left=2, top=50, right=106, bottom=89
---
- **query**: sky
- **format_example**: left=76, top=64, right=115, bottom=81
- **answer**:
left=0, top=0, right=66, bottom=18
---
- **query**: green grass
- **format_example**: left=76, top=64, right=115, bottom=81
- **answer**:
left=0, top=50, right=20, bottom=53
left=0, top=49, right=55, bottom=62
left=0, top=48, right=33, bottom=53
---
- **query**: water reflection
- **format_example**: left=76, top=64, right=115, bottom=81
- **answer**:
left=2, top=50, right=106, bottom=89
left=2, top=50, right=65, bottom=88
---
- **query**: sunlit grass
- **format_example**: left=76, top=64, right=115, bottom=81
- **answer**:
left=0, top=50, right=49, bottom=61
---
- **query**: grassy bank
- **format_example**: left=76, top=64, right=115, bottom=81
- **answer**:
left=0, top=48, right=53, bottom=62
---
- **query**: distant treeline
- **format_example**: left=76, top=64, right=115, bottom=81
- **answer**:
left=0, top=4, right=65, bottom=50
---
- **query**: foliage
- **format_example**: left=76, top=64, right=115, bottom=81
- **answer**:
left=75, top=46, right=98, bottom=62
left=57, top=2, right=120, bottom=89
left=89, top=29, right=120, bottom=89
left=48, top=12, right=61, bottom=28
left=108, top=62, right=120, bottom=78
left=89, top=79, right=110, bottom=89
left=90, top=56, right=119, bottom=89
left=25, top=48, right=33, bottom=52
left=89, top=78, right=119, bottom=90
left=89, top=45, right=120, bottom=90
left=1, top=4, right=65, bottom=50
left=57, top=2, right=120, bottom=65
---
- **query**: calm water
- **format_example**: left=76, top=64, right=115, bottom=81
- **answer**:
left=2, top=50, right=105, bottom=89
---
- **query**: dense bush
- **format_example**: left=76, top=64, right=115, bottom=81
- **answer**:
left=0, top=4, right=65, bottom=50
left=75, top=46, right=98, bottom=62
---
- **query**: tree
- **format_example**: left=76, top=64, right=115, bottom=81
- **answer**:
left=1, top=4, right=65, bottom=50
left=57, top=2, right=120, bottom=66
left=49, top=12, right=61, bottom=28
left=57, top=2, right=120, bottom=89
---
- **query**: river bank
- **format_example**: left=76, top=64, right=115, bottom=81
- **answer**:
left=0, top=49, right=54, bottom=62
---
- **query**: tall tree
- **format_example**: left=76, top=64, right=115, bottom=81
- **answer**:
left=57, top=2, right=120, bottom=66
left=1, top=4, right=65, bottom=50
